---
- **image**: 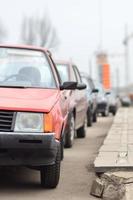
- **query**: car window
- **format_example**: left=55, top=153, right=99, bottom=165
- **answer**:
left=56, top=64, right=69, bottom=84
left=88, top=78, right=95, bottom=90
left=73, top=65, right=82, bottom=83
left=0, top=48, right=56, bottom=88
left=82, top=77, right=91, bottom=91
left=70, top=66, right=77, bottom=82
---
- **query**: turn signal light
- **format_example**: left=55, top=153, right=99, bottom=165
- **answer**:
left=44, top=113, right=54, bottom=133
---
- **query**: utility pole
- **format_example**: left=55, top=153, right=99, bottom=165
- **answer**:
left=124, top=24, right=129, bottom=87
left=89, top=58, right=92, bottom=77
left=116, top=67, right=120, bottom=94
left=98, top=0, right=103, bottom=50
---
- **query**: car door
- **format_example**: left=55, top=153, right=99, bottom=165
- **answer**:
left=48, top=56, right=69, bottom=123
left=88, top=78, right=97, bottom=113
left=73, top=65, right=88, bottom=129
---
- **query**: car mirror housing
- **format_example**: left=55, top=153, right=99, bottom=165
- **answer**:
left=77, top=83, right=86, bottom=90
left=92, top=88, right=99, bottom=93
left=60, top=81, right=77, bottom=90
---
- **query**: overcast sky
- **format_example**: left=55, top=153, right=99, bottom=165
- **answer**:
left=1, top=0, right=133, bottom=86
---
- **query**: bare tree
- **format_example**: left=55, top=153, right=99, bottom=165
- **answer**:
left=20, top=14, right=59, bottom=49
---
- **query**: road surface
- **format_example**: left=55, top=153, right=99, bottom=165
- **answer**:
left=0, top=116, right=113, bottom=200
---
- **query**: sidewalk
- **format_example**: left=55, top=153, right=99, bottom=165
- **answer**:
left=94, top=108, right=133, bottom=172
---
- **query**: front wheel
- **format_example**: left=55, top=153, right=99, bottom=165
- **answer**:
left=102, top=107, right=109, bottom=117
left=87, top=109, right=92, bottom=127
left=77, top=114, right=87, bottom=138
left=112, top=111, right=116, bottom=116
left=40, top=146, right=61, bottom=189
left=92, top=111, right=97, bottom=123
left=64, top=113, right=75, bottom=148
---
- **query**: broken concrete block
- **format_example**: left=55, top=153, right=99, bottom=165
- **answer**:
left=103, top=183, right=125, bottom=200
left=125, top=183, right=133, bottom=200
left=103, top=184, right=122, bottom=200
left=90, top=178, right=104, bottom=197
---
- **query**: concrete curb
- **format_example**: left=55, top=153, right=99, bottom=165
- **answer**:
left=91, top=108, right=133, bottom=199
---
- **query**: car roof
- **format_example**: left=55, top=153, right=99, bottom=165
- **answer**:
left=55, top=59, right=77, bottom=67
left=55, top=60, right=72, bottom=65
left=0, top=44, right=48, bottom=53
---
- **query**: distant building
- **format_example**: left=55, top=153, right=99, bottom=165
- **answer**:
left=96, top=52, right=111, bottom=90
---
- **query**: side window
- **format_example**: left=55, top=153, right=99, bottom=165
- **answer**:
left=82, top=77, right=90, bottom=90
left=73, top=65, right=82, bottom=83
left=88, top=79, right=95, bottom=90
left=70, top=66, right=77, bottom=82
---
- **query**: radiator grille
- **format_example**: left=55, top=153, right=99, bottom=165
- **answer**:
left=0, top=111, right=14, bottom=132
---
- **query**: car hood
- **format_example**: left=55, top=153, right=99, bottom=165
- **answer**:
left=0, top=88, right=60, bottom=112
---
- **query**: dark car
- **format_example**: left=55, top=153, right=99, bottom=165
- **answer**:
left=106, top=91, right=119, bottom=115
left=0, top=45, right=79, bottom=189
left=55, top=61, right=88, bottom=148
left=81, top=73, right=98, bottom=126
left=94, top=81, right=110, bottom=117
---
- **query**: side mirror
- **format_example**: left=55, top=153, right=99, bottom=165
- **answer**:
left=77, top=83, right=86, bottom=90
left=92, top=88, right=99, bottom=93
left=60, top=81, right=77, bottom=90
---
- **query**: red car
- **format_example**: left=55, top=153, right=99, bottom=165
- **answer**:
left=0, top=45, right=77, bottom=188
left=55, top=60, right=88, bottom=148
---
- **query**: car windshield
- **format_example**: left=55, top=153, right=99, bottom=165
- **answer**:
left=0, top=48, right=56, bottom=88
left=56, top=64, right=69, bottom=84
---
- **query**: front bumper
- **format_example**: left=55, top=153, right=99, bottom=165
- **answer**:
left=97, top=102, right=107, bottom=113
left=0, top=132, right=59, bottom=166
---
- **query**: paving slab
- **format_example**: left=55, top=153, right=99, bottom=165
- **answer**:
left=94, top=108, right=133, bottom=172
left=99, top=144, right=127, bottom=152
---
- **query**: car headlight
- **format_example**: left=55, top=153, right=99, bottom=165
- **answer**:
left=14, top=112, right=44, bottom=132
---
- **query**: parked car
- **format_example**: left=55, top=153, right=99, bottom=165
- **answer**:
left=0, top=45, right=78, bottom=189
left=106, top=91, right=119, bottom=115
left=55, top=61, right=88, bottom=148
left=121, top=96, right=131, bottom=107
left=94, top=81, right=110, bottom=117
left=81, top=72, right=98, bottom=126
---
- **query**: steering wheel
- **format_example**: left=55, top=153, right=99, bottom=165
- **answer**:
left=3, top=74, right=32, bottom=82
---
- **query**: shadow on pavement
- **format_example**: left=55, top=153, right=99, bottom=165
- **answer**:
left=0, top=167, right=42, bottom=190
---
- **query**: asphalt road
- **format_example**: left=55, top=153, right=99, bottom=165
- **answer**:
left=0, top=115, right=113, bottom=200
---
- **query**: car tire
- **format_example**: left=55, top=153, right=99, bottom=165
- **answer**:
left=64, top=113, right=75, bottom=148
left=92, top=111, right=97, bottom=122
left=102, top=108, right=109, bottom=117
left=40, top=146, right=61, bottom=189
left=60, top=136, right=64, bottom=160
left=112, top=110, right=116, bottom=116
left=87, top=109, right=92, bottom=127
left=77, top=114, right=87, bottom=138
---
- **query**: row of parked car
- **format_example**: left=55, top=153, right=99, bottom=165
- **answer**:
left=0, top=45, right=119, bottom=189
